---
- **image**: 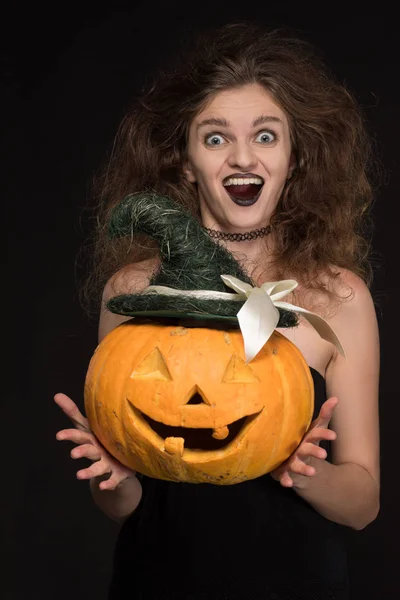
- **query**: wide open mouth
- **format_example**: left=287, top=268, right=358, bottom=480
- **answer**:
left=223, top=175, right=264, bottom=206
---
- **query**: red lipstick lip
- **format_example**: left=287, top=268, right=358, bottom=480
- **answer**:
left=222, top=173, right=264, bottom=185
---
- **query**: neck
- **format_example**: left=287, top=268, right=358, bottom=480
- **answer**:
left=216, top=233, right=277, bottom=280
left=229, top=237, right=268, bottom=261
left=202, top=221, right=275, bottom=260
left=200, top=204, right=277, bottom=272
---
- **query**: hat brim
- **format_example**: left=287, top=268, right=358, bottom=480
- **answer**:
left=119, top=310, right=240, bottom=324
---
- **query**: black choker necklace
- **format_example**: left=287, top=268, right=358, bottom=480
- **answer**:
left=203, top=225, right=272, bottom=242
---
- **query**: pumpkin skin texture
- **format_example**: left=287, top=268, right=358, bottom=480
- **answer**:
left=84, top=320, right=314, bottom=485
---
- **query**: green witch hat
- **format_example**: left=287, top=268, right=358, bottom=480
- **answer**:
left=106, top=192, right=298, bottom=329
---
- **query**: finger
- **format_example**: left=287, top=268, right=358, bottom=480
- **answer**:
left=76, top=460, right=111, bottom=480
left=312, top=397, right=339, bottom=429
left=56, top=428, right=98, bottom=446
left=71, top=444, right=102, bottom=462
left=279, top=471, right=293, bottom=487
left=297, top=442, right=327, bottom=461
left=98, top=474, right=125, bottom=491
left=306, top=427, right=337, bottom=445
left=288, top=457, right=316, bottom=477
left=54, top=393, right=89, bottom=432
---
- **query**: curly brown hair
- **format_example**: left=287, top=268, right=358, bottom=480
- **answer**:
left=79, top=22, right=380, bottom=319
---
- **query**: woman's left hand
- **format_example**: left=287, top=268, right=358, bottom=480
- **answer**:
left=270, top=396, right=339, bottom=488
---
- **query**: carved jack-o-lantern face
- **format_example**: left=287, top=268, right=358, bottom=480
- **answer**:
left=84, top=320, right=314, bottom=485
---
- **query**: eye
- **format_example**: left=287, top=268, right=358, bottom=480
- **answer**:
left=204, top=133, right=225, bottom=146
left=222, top=354, right=260, bottom=383
left=255, top=130, right=277, bottom=144
left=130, top=348, right=172, bottom=381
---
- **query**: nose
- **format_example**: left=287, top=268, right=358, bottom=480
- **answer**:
left=227, top=141, right=258, bottom=171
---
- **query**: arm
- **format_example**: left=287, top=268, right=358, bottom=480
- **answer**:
left=89, top=289, right=141, bottom=523
left=292, top=457, right=379, bottom=530
left=272, top=270, right=380, bottom=530
left=55, top=391, right=142, bottom=523
left=90, top=473, right=143, bottom=523
left=89, top=260, right=158, bottom=521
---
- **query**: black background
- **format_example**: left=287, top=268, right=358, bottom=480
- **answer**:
left=4, top=2, right=399, bottom=598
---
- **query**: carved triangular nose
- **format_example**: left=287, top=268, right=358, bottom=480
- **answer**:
left=187, top=392, right=206, bottom=405
left=184, top=385, right=210, bottom=406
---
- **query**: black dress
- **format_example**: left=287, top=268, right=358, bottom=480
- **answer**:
left=109, top=368, right=349, bottom=599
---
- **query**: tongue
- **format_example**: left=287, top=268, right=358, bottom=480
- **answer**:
left=225, top=184, right=261, bottom=200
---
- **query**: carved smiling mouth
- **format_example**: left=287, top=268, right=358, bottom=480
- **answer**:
left=128, top=396, right=262, bottom=453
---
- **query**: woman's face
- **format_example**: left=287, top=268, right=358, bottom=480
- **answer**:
left=184, top=83, right=295, bottom=231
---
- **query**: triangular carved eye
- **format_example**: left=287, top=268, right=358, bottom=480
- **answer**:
left=130, top=348, right=172, bottom=380
left=222, top=354, right=260, bottom=383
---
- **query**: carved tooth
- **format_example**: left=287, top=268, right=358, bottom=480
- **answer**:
left=212, top=425, right=229, bottom=440
left=164, top=437, right=185, bottom=456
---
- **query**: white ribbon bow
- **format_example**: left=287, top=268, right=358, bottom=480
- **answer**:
left=143, top=275, right=345, bottom=363
left=221, top=275, right=345, bottom=363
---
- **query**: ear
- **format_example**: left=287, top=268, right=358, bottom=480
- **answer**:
left=183, top=159, right=197, bottom=183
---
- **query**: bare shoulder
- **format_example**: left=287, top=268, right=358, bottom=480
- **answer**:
left=99, top=256, right=160, bottom=342
left=102, top=256, right=160, bottom=302
left=316, top=266, right=379, bottom=362
left=328, top=266, right=371, bottom=298
left=298, top=265, right=373, bottom=319
left=323, top=267, right=377, bottom=338
left=281, top=266, right=377, bottom=377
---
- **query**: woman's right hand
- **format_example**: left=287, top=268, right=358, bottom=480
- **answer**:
left=54, top=393, right=136, bottom=491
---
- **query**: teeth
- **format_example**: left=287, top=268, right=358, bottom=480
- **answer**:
left=164, top=437, right=185, bottom=456
left=212, top=425, right=229, bottom=440
left=223, top=177, right=264, bottom=187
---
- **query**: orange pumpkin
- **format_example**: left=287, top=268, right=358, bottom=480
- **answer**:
left=84, top=319, right=314, bottom=485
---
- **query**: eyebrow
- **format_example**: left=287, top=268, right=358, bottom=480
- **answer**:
left=196, top=114, right=283, bottom=131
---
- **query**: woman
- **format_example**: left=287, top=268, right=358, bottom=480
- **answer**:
left=55, top=22, right=380, bottom=599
